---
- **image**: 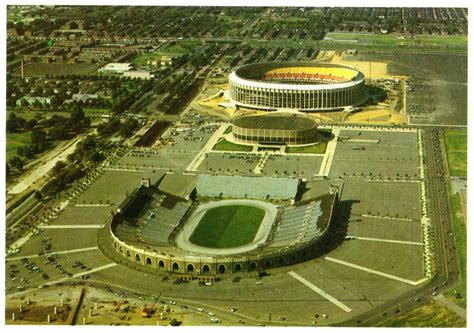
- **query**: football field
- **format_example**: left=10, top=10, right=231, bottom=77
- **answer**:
left=189, top=205, right=265, bottom=248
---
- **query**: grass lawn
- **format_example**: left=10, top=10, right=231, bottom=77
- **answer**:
left=380, top=301, right=465, bottom=327
left=443, top=130, right=467, bottom=177
left=83, top=107, right=110, bottom=114
left=212, top=138, right=253, bottom=152
left=224, top=126, right=233, bottom=134
left=6, top=131, right=31, bottom=161
left=415, top=35, right=468, bottom=47
left=132, top=52, right=163, bottom=66
left=444, top=192, right=467, bottom=308
left=189, top=205, right=265, bottom=248
left=159, top=39, right=203, bottom=56
left=286, top=142, right=327, bottom=154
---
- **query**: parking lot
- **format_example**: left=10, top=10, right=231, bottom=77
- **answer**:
left=6, top=125, right=427, bottom=326
left=197, top=152, right=261, bottom=175
left=329, top=130, right=419, bottom=178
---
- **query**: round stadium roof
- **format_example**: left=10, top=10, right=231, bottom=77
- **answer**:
left=233, top=113, right=317, bottom=131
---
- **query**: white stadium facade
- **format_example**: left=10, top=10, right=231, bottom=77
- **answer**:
left=229, top=62, right=367, bottom=111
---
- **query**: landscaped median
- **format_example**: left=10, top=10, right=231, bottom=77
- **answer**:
left=212, top=138, right=253, bottom=152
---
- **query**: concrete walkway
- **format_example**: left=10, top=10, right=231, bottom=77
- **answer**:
left=345, top=235, right=423, bottom=246
left=186, top=123, right=230, bottom=171
left=318, top=127, right=340, bottom=176
left=288, top=271, right=352, bottom=313
left=325, top=257, right=428, bottom=286
left=39, top=224, right=104, bottom=229
left=6, top=247, right=99, bottom=262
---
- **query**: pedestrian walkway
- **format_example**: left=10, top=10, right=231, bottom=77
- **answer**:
left=288, top=271, right=352, bottom=313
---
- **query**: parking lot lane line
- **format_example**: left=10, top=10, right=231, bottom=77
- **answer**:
left=287, top=271, right=352, bottom=313
left=38, top=224, right=104, bottom=229
left=345, top=236, right=423, bottom=246
left=6, top=246, right=99, bottom=261
left=325, top=257, right=420, bottom=286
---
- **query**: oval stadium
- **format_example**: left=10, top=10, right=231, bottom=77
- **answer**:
left=229, top=62, right=366, bottom=111
left=232, top=113, right=319, bottom=145
left=107, top=174, right=338, bottom=277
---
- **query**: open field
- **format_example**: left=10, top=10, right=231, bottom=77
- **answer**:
left=6, top=131, right=31, bottom=160
left=247, top=35, right=467, bottom=54
left=379, top=301, right=465, bottom=327
left=444, top=193, right=467, bottom=308
left=12, top=63, right=99, bottom=77
left=326, top=33, right=467, bottom=48
left=83, top=108, right=110, bottom=115
left=286, top=142, right=327, bottom=154
left=443, top=130, right=467, bottom=177
left=189, top=205, right=265, bottom=248
left=212, top=139, right=253, bottom=152
left=160, top=39, right=203, bottom=55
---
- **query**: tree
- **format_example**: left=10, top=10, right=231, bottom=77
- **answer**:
left=17, top=146, right=34, bottom=159
left=119, top=118, right=140, bottom=137
left=9, top=156, right=24, bottom=171
left=31, top=128, right=47, bottom=143
left=71, top=106, right=85, bottom=122
left=7, top=113, right=26, bottom=132
left=49, top=125, right=68, bottom=140
left=24, top=119, right=38, bottom=131
left=53, top=161, right=67, bottom=174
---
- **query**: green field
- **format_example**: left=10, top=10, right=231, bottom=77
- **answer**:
left=213, top=138, right=253, bottom=152
left=84, top=107, right=110, bottom=115
left=286, top=142, right=327, bottom=154
left=444, top=192, right=467, bottom=308
left=6, top=131, right=31, bottom=160
left=132, top=40, right=203, bottom=66
left=380, top=301, right=465, bottom=327
left=132, top=52, right=163, bottom=66
left=443, top=130, right=467, bottom=177
left=161, top=39, right=203, bottom=55
left=189, top=205, right=265, bottom=248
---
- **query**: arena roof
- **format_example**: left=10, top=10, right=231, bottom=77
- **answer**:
left=196, top=175, right=299, bottom=200
left=233, top=113, right=317, bottom=131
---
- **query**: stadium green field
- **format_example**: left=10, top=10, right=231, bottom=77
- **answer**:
left=189, top=205, right=265, bottom=248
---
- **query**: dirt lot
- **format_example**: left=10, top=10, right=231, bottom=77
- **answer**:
left=354, top=53, right=467, bottom=126
left=12, top=63, right=99, bottom=77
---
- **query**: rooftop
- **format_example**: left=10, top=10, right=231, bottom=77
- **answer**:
left=233, top=113, right=317, bottom=131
